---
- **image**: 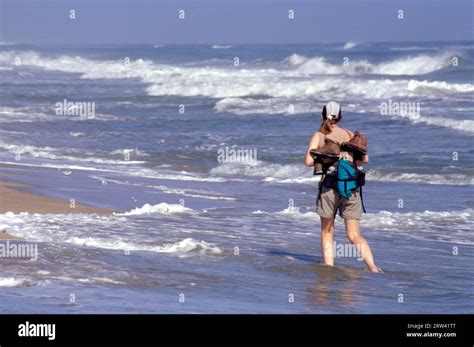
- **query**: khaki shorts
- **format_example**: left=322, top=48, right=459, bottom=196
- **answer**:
left=316, top=185, right=362, bottom=220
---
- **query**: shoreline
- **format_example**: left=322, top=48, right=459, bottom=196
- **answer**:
left=0, top=181, right=114, bottom=214
left=0, top=163, right=115, bottom=215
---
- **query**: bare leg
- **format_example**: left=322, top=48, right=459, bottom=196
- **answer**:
left=344, top=219, right=380, bottom=273
left=320, top=217, right=335, bottom=266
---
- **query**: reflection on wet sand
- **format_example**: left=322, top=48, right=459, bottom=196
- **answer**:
left=309, top=264, right=364, bottom=309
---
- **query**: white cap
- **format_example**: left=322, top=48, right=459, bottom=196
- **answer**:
left=321, top=101, right=342, bottom=121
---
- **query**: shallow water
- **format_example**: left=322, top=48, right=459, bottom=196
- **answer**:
left=0, top=42, right=472, bottom=313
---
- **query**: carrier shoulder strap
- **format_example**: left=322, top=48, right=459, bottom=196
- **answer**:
left=358, top=163, right=367, bottom=213
left=360, top=186, right=367, bottom=213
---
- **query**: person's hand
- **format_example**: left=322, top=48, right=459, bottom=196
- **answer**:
left=355, top=155, right=369, bottom=166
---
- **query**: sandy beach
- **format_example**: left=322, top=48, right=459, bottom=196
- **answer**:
left=0, top=167, right=114, bottom=215
left=0, top=230, right=20, bottom=239
left=0, top=170, right=114, bottom=238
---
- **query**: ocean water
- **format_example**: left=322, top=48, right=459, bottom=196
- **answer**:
left=0, top=41, right=472, bottom=313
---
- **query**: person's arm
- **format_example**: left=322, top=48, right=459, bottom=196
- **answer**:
left=304, top=132, right=321, bottom=167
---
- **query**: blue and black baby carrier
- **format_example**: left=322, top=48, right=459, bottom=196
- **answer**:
left=336, top=158, right=364, bottom=200
left=318, top=158, right=367, bottom=216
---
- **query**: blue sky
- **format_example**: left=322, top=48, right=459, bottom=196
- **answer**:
left=0, top=0, right=472, bottom=44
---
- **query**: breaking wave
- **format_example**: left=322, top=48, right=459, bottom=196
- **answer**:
left=0, top=51, right=470, bottom=102
left=0, top=277, right=27, bottom=287
left=66, top=237, right=222, bottom=256
left=343, top=41, right=358, bottom=50
left=284, top=52, right=456, bottom=75
left=119, top=202, right=195, bottom=216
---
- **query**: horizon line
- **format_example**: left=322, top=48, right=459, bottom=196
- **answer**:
left=2, top=39, right=473, bottom=46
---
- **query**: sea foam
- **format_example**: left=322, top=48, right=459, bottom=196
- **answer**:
left=119, top=202, right=195, bottom=216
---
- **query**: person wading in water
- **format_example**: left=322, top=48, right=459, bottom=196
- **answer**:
left=304, top=101, right=380, bottom=273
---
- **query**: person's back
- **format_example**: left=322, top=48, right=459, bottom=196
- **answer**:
left=304, top=101, right=380, bottom=273
left=319, top=126, right=352, bottom=147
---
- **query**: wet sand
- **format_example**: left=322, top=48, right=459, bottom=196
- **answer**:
left=0, top=180, right=114, bottom=215
left=0, top=231, right=20, bottom=239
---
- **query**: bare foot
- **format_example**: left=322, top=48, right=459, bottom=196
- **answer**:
left=369, top=265, right=382, bottom=273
